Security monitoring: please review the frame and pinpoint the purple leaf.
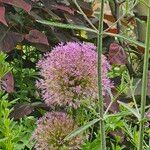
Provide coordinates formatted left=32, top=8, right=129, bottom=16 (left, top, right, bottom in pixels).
left=10, top=103, right=34, bottom=120
left=104, top=93, right=120, bottom=113
left=0, top=30, right=24, bottom=53
left=109, top=43, right=128, bottom=65
left=2, top=72, right=14, bottom=93
left=1, top=0, right=31, bottom=12
left=0, top=5, right=7, bottom=25
left=25, top=29, right=49, bottom=46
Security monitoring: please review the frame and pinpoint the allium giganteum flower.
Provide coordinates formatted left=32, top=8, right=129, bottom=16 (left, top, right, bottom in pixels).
left=32, top=112, right=83, bottom=150
left=36, top=42, right=112, bottom=108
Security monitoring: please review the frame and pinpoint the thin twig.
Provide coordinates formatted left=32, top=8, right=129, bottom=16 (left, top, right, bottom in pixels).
left=104, top=1, right=138, bottom=32
left=73, top=0, right=98, bottom=31
left=104, top=85, right=128, bottom=116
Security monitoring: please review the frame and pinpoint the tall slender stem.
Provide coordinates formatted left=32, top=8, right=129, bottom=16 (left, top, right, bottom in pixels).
left=97, top=0, right=106, bottom=150
left=138, top=1, right=150, bottom=149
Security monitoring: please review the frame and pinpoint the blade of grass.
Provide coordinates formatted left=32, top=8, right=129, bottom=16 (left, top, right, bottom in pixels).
left=64, top=118, right=100, bottom=141
left=36, top=20, right=97, bottom=33
left=97, top=0, right=106, bottom=150
left=37, top=20, right=147, bottom=49
left=138, top=0, right=150, bottom=149
left=103, top=32, right=146, bottom=48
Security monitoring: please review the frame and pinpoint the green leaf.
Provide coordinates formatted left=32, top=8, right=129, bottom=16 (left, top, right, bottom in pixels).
left=118, top=101, right=140, bottom=120
left=64, top=118, right=100, bottom=141
left=0, top=137, right=8, bottom=143
left=82, top=135, right=101, bottom=150
left=36, top=20, right=97, bottom=33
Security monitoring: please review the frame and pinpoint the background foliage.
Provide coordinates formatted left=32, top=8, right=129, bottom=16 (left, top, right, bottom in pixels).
left=0, top=0, right=150, bottom=149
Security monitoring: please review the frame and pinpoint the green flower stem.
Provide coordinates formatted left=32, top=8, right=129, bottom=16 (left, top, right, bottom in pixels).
left=97, top=0, right=106, bottom=150
left=138, top=1, right=150, bottom=149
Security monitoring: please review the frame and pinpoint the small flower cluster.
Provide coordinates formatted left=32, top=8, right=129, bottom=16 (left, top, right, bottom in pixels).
left=36, top=42, right=112, bottom=108
left=32, top=112, right=83, bottom=150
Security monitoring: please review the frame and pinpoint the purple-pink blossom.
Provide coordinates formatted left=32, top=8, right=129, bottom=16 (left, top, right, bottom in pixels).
left=36, top=42, right=113, bottom=108
left=32, top=112, right=83, bottom=150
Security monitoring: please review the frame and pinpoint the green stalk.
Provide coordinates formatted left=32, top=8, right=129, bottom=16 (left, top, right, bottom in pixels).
left=125, top=0, right=129, bottom=14
left=138, top=1, right=150, bottom=149
left=97, top=0, right=106, bottom=150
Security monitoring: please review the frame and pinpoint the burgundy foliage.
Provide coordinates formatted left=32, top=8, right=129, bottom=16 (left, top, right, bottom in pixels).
left=25, top=29, right=49, bottom=46
left=108, top=42, right=128, bottom=65
left=2, top=72, right=14, bottom=93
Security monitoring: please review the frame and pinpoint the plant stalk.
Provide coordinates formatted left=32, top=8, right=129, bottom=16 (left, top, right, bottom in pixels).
left=97, top=0, right=106, bottom=150
left=138, top=1, right=150, bottom=149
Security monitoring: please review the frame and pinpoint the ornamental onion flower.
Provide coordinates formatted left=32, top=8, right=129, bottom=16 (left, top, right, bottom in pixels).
left=32, top=112, right=83, bottom=150
left=36, top=42, right=113, bottom=108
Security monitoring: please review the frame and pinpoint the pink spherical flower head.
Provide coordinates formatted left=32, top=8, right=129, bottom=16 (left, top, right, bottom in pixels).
left=36, top=42, right=113, bottom=108
left=32, top=112, right=83, bottom=150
